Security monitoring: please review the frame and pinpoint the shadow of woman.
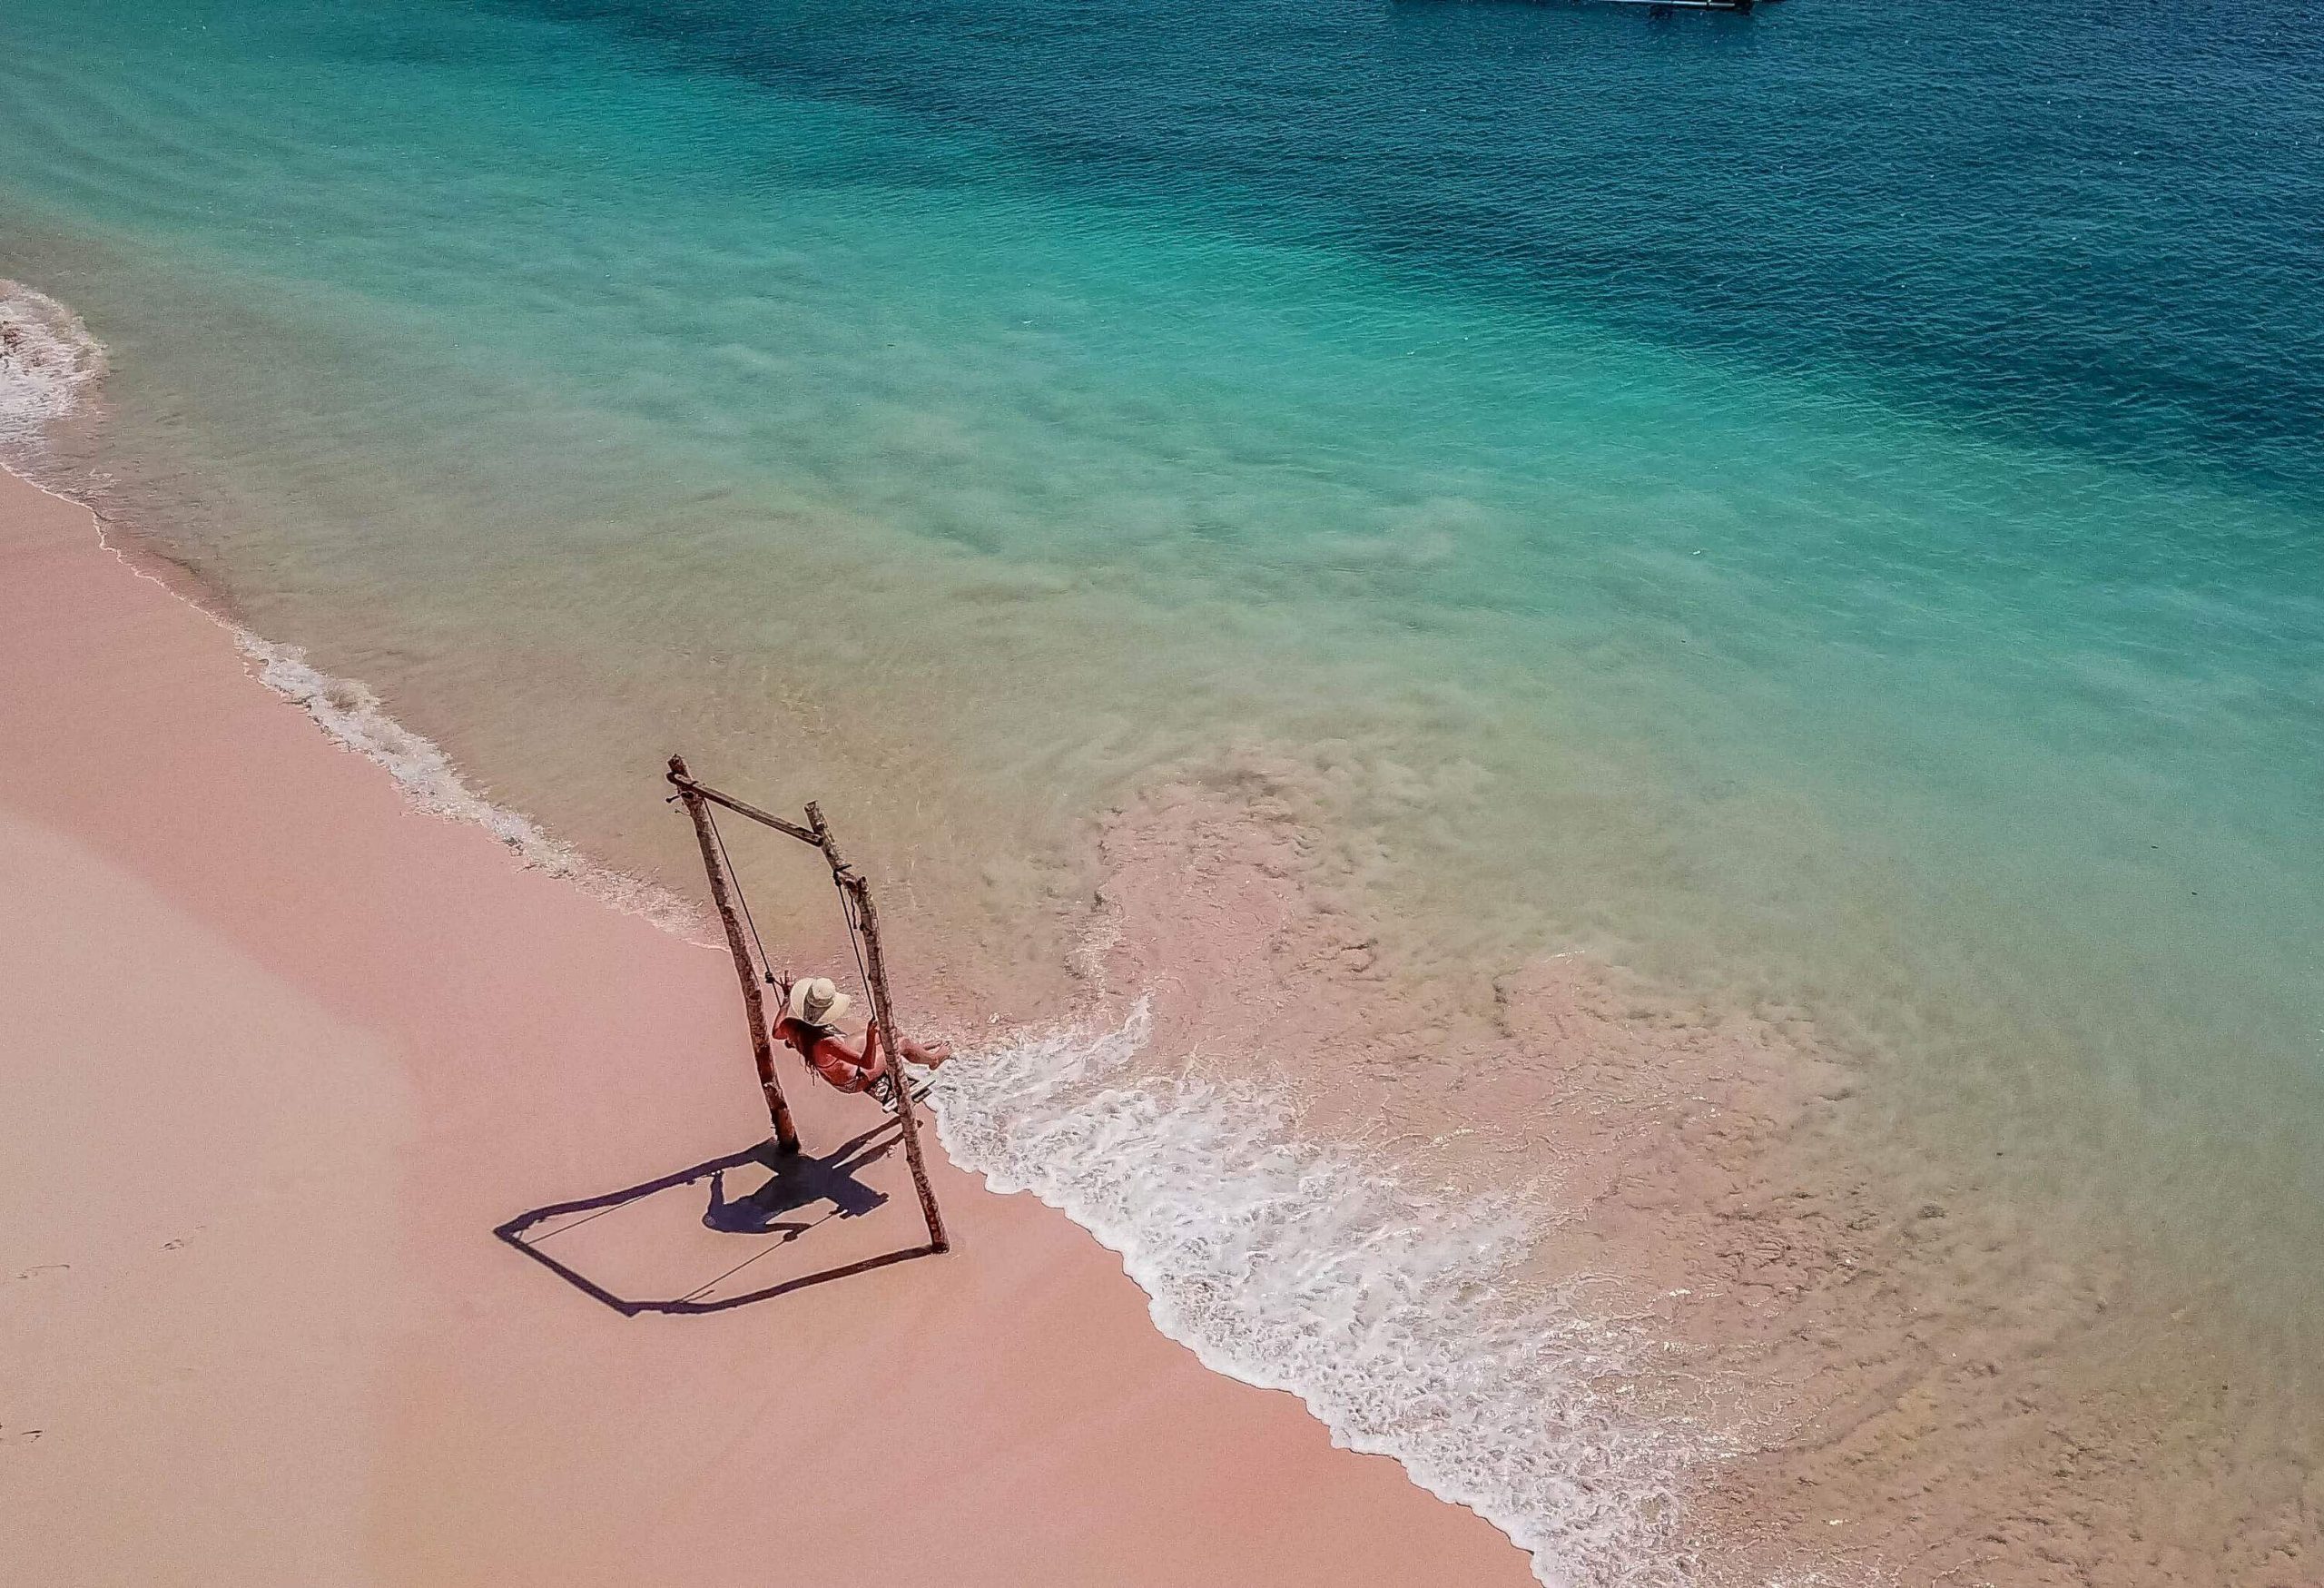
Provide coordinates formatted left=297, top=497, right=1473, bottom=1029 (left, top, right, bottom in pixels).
left=702, top=1122, right=896, bottom=1236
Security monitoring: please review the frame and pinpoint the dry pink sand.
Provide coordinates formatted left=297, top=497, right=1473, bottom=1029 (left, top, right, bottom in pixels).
left=0, top=465, right=1534, bottom=1587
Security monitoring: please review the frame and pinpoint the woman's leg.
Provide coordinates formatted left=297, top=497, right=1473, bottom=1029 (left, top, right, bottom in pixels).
left=898, top=1036, right=951, bottom=1067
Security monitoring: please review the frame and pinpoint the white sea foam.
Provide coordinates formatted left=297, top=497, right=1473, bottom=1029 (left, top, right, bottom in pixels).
left=0, top=280, right=103, bottom=455
left=1, top=278, right=697, bottom=937
left=234, top=636, right=700, bottom=933
left=927, top=1002, right=1741, bottom=1588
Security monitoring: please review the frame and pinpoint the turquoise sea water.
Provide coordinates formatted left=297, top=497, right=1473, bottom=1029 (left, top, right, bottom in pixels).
left=4, top=0, right=2320, bottom=1572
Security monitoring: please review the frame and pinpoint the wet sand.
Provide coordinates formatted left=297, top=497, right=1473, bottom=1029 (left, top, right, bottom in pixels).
left=0, top=464, right=1533, bottom=1587
left=1063, top=765, right=2322, bottom=1585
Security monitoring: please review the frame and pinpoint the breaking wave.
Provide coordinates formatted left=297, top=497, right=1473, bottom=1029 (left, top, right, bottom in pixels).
left=0, top=279, right=103, bottom=456
left=926, top=1001, right=1743, bottom=1588
left=234, top=637, right=700, bottom=933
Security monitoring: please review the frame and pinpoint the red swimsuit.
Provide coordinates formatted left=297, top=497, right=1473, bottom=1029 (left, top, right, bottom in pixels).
left=774, top=1017, right=887, bottom=1093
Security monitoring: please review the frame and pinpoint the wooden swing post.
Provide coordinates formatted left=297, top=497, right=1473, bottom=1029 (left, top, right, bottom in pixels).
left=806, top=801, right=950, bottom=1255
left=667, top=755, right=801, bottom=1156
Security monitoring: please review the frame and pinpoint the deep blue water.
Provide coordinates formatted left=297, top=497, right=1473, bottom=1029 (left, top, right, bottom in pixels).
left=513, top=0, right=2324, bottom=490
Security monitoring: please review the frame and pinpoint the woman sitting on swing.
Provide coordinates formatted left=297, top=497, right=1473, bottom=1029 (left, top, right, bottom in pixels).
left=772, top=975, right=951, bottom=1108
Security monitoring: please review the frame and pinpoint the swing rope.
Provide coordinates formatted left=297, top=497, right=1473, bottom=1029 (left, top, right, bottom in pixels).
left=838, top=873, right=875, bottom=1012
left=710, top=794, right=875, bottom=1021
left=704, top=804, right=774, bottom=981
left=835, top=876, right=899, bottom=1106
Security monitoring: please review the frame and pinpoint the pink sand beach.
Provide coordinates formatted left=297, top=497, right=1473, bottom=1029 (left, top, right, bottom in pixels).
left=0, top=464, right=1534, bottom=1586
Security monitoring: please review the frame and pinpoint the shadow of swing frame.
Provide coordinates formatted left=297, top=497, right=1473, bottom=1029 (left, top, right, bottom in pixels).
left=494, top=1118, right=940, bottom=1317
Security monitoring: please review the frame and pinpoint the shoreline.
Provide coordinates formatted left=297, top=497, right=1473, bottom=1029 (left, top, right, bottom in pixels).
left=1, top=422, right=1777, bottom=1583
left=15, top=433, right=2323, bottom=1584
left=0, top=462, right=1539, bottom=1584
left=7, top=262, right=2319, bottom=1579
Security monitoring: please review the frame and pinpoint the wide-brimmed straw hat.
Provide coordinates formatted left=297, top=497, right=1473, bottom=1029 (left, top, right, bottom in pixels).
left=787, top=976, right=852, bottom=1029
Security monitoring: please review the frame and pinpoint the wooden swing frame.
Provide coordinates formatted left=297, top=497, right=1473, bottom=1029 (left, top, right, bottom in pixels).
left=666, top=755, right=949, bottom=1255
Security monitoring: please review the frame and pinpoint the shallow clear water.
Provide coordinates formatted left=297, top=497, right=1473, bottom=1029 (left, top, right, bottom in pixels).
left=4, top=0, right=2320, bottom=1569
